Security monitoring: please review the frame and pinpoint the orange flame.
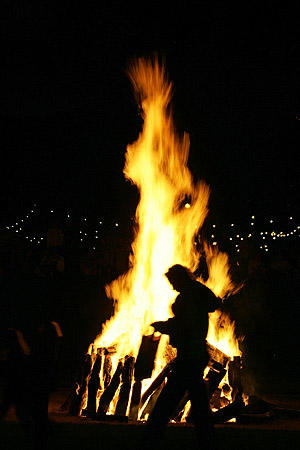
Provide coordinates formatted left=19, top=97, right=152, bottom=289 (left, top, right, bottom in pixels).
left=91, top=57, right=240, bottom=412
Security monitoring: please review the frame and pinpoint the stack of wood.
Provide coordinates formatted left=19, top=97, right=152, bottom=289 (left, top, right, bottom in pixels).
left=67, top=339, right=244, bottom=422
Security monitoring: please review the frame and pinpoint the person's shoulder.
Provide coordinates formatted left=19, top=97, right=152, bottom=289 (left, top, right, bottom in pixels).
left=192, top=281, right=221, bottom=310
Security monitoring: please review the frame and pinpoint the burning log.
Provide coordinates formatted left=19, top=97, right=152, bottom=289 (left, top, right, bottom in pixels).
left=115, top=356, right=135, bottom=416
left=228, top=356, right=243, bottom=401
left=102, top=349, right=113, bottom=389
left=128, top=334, right=161, bottom=420
left=207, top=343, right=230, bottom=367
left=171, top=359, right=227, bottom=421
left=129, top=380, right=142, bottom=420
left=139, top=384, right=165, bottom=421
left=69, top=354, right=92, bottom=416
left=94, top=360, right=124, bottom=418
left=212, top=397, right=246, bottom=423
left=81, top=349, right=103, bottom=417
left=134, top=334, right=161, bottom=381
left=140, top=360, right=175, bottom=409
left=205, top=361, right=227, bottom=399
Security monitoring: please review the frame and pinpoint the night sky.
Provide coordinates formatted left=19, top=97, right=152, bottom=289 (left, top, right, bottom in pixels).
left=1, top=2, right=299, bottom=229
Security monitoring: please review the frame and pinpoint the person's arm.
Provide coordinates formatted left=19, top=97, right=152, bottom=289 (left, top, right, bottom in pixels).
left=151, top=318, right=176, bottom=335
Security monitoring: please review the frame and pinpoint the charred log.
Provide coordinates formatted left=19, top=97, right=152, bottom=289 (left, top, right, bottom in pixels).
left=134, top=334, right=161, bottom=381
left=69, top=354, right=92, bottom=416
left=140, top=360, right=175, bottom=409
left=81, top=350, right=103, bottom=417
left=205, top=361, right=227, bottom=399
left=228, top=356, right=243, bottom=401
left=129, top=380, right=142, bottom=420
left=139, top=384, right=165, bottom=420
left=128, top=334, right=161, bottom=420
left=103, top=350, right=113, bottom=389
left=94, top=360, right=124, bottom=418
left=207, top=343, right=230, bottom=367
left=115, top=356, right=135, bottom=416
left=212, top=397, right=246, bottom=423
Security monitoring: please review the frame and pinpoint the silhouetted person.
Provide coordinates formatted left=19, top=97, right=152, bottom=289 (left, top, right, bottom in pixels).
left=46, top=221, right=63, bottom=256
left=0, top=328, right=33, bottom=446
left=28, top=304, right=63, bottom=450
left=143, top=264, right=221, bottom=450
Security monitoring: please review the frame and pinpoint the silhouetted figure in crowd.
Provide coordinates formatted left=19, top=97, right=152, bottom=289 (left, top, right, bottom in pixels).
left=143, top=264, right=221, bottom=450
left=28, top=304, right=63, bottom=450
left=46, top=221, right=63, bottom=256
left=0, top=328, right=33, bottom=446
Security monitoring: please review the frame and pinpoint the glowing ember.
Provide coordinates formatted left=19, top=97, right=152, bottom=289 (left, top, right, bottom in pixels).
left=88, top=57, right=240, bottom=417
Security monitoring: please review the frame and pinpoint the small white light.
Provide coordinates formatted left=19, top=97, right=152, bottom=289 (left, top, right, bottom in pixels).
left=115, top=223, right=119, bottom=227
left=251, top=215, right=255, bottom=219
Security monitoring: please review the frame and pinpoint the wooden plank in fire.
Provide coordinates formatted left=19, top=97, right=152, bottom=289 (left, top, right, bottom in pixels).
left=115, top=356, right=135, bottom=416
left=134, top=334, right=161, bottom=381
left=171, top=362, right=227, bottom=421
left=94, top=360, right=124, bottom=418
left=81, top=349, right=103, bottom=417
left=128, top=334, right=161, bottom=420
left=68, top=353, right=92, bottom=416
left=139, top=360, right=175, bottom=409
left=207, top=342, right=230, bottom=367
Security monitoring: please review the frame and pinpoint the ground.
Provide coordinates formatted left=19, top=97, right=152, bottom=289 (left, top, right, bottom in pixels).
left=1, top=388, right=300, bottom=450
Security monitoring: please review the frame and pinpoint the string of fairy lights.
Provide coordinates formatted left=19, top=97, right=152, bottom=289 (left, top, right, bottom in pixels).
left=3, top=204, right=121, bottom=250
left=3, top=204, right=300, bottom=254
left=207, top=215, right=300, bottom=253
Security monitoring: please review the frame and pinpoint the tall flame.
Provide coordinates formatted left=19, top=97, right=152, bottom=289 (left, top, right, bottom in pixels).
left=92, top=57, right=239, bottom=389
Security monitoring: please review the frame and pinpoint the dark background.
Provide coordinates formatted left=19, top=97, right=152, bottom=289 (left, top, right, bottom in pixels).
left=1, top=1, right=299, bottom=228
left=0, top=1, right=300, bottom=396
